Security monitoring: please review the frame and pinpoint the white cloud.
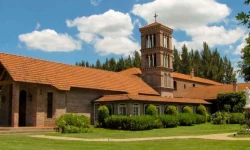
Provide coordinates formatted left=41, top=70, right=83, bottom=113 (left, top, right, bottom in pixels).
left=132, top=0, right=230, bottom=29
left=67, top=9, right=140, bottom=55
left=90, top=0, right=102, bottom=6
left=132, top=0, right=247, bottom=51
left=234, top=34, right=249, bottom=55
left=19, top=29, right=81, bottom=52
left=35, top=23, right=40, bottom=30
left=176, top=26, right=245, bottom=50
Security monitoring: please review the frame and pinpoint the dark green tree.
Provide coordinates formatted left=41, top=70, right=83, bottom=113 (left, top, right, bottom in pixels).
left=125, top=55, right=133, bottom=69
left=132, top=51, right=141, bottom=68
left=86, top=61, right=90, bottom=67
left=102, top=58, right=110, bottom=70
left=236, top=0, right=250, bottom=28
left=191, top=50, right=202, bottom=77
left=238, top=34, right=250, bottom=81
left=95, top=59, right=102, bottom=69
left=181, top=44, right=191, bottom=74
left=173, top=47, right=181, bottom=72
left=117, top=56, right=125, bottom=71
left=200, top=42, right=212, bottom=78
left=109, top=57, right=117, bottom=71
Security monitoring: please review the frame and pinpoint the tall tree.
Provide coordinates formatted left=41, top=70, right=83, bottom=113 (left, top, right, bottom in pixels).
left=181, top=44, right=191, bottom=74
left=236, top=0, right=250, bottom=28
left=86, top=61, right=90, bottom=67
left=125, top=55, right=133, bottom=69
left=109, top=57, right=117, bottom=71
left=224, top=56, right=236, bottom=83
left=133, top=51, right=141, bottom=68
left=191, top=50, right=202, bottom=77
left=173, top=47, right=181, bottom=73
left=238, top=34, right=250, bottom=81
left=200, top=42, right=212, bottom=78
left=117, top=56, right=125, bottom=71
left=95, top=59, right=102, bottom=69
left=102, top=58, right=110, bottom=70
left=237, top=0, right=250, bottom=81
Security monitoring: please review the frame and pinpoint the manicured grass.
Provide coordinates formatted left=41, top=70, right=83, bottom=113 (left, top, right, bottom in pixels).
left=47, top=123, right=242, bottom=139
left=0, top=135, right=250, bottom=150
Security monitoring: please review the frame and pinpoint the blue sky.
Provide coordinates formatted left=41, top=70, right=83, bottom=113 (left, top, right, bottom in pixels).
left=0, top=0, right=249, bottom=82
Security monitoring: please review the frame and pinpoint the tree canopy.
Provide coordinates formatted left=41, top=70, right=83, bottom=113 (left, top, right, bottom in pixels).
left=237, top=0, right=250, bottom=81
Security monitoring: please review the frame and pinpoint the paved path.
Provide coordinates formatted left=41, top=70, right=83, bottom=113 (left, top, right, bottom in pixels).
left=30, top=133, right=250, bottom=142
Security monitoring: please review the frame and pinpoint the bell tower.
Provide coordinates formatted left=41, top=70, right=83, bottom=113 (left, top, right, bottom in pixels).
left=139, top=21, right=174, bottom=97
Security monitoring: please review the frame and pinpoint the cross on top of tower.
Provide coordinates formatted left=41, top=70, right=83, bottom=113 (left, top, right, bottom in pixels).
left=154, top=13, right=158, bottom=22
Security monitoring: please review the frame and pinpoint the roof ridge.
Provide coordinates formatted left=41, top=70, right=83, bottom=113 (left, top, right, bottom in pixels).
left=0, top=52, right=126, bottom=74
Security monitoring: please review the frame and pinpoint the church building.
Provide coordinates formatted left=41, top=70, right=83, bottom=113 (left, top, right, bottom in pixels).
left=0, top=21, right=244, bottom=127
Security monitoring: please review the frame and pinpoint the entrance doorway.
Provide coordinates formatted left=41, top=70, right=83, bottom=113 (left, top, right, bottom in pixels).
left=19, top=90, right=26, bottom=126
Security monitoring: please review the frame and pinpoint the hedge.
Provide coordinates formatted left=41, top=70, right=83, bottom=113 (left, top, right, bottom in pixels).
left=182, top=106, right=193, bottom=114
left=158, top=115, right=179, bottom=128
left=178, top=113, right=206, bottom=126
left=55, top=113, right=90, bottom=133
left=165, top=105, right=178, bottom=115
left=229, top=113, right=245, bottom=124
left=145, top=104, right=157, bottom=115
left=105, top=115, right=158, bottom=130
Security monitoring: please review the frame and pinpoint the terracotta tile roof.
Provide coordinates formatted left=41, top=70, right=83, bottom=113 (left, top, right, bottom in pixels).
left=174, top=83, right=250, bottom=100
left=139, top=22, right=173, bottom=32
left=119, top=68, right=221, bottom=85
left=173, top=72, right=222, bottom=85
left=0, top=53, right=159, bottom=95
left=119, top=68, right=142, bottom=76
left=95, top=94, right=211, bottom=104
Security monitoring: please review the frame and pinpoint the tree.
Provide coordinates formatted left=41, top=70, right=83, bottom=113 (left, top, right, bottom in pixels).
left=173, top=47, right=181, bottom=72
left=86, top=61, right=90, bottom=67
left=109, top=57, right=117, bottom=71
left=238, top=34, right=250, bottom=81
left=133, top=51, right=141, bottom=68
left=181, top=44, right=191, bottom=74
left=223, top=56, right=236, bottom=83
left=236, top=0, right=250, bottom=28
left=95, top=59, right=102, bottom=69
left=201, top=42, right=212, bottom=78
left=117, top=56, right=125, bottom=71
left=192, top=50, right=202, bottom=77
left=125, top=55, right=133, bottom=69
left=102, top=58, right=110, bottom=70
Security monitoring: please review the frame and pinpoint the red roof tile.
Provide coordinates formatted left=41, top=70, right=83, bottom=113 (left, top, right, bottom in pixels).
left=119, top=68, right=142, bottom=76
left=173, top=72, right=223, bottom=85
left=174, top=83, right=250, bottom=100
left=95, top=94, right=211, bottom=104
left=0, top=53, right=159, bottom=95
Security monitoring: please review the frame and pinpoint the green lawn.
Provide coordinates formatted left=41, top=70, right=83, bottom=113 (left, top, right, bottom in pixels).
left=47, top=123, right=242, bottom=139
left=0, top=135, right=250, bottom=150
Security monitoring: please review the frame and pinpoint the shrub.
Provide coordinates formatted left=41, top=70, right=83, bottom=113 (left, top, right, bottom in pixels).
left=193, top=114, right=206, bottom=124
left=159, top=115, right=179, bottom=128
left=182, top=106, right=193, bottom=114
left=105, top=115, right=158, bottom=130
left=212, top=111, right=229, bottom=124
left=145, top=104, right=157, bottom=115
left=229, top=113, right=245, bottom=124
left=55, top=113, right=90, bottom=133
left=178, top=113, right=194, bottom=126
left=165, top=105, right=178, bottom=115
left=98, top=105, right=109, bottom=127
left=196, top=105, right=207, bottom=116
